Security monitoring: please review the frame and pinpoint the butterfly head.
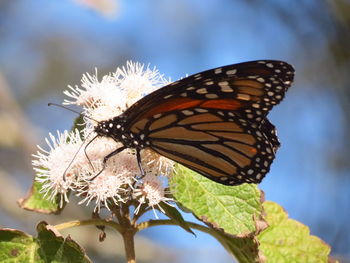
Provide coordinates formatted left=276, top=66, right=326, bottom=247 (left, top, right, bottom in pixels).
left=94, top=120, right=114, bottom=136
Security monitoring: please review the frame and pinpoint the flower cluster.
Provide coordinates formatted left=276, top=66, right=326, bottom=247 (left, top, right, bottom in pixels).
left=33, top=61, right=174, bottom=215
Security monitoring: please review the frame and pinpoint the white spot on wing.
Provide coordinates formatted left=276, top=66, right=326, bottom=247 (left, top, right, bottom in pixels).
left=182, top=110, right=194, bottom=115
left=214, top=68, right=222, bottom=74
left=221, top=86, right=234, bottom=92
left=205, top=81, right=214, bottom=85
left=195, top=108, right=208, bottom=113
left=196, top=88, right=208, bottom=94
left=226, top=69, right=237, bottom=75
left=206, top=93, right=219, bottom=99
left=218, top=81, right=229, bottom=86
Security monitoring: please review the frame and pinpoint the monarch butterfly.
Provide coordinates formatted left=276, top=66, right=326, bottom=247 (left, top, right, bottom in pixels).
left=93, top=60, right=294, bottom=186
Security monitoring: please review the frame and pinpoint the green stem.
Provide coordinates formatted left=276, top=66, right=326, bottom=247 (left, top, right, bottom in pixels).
left=122, top=229, right=136, bottom=263
left=137, top=219, right=233, bottom=255
left=54, top=219, right=123, bottom=233
left=54, top=217, right=137, bottom=262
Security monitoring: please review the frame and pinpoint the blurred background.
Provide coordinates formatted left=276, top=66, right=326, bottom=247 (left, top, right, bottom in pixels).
left=0, top=0, right=349, bottom=262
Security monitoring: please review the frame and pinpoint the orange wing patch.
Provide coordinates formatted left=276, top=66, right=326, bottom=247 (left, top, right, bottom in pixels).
left=200, top=99, right=243, bottom=110
left=191, top=122, right=243, bottom=132
left=141, top=98, right=203, bottom=118
left=208, top=131, right=256, bottom=144
left=149, top=127, right=219, bottom=141
left=152, top=141, right=237, bottom=176
left=202, top=144, right=250, bottom=168
left=224, top=141, right=258, bottom=157
left=130, top=118, right=148, bottom=133
left=233, top=79, right=264, bottom=89
left=153, top=147, right=230, bottom=178
left=141, top=98, right=244, bottom=119
left=178, top=113, right=223, bottom=125
left=149, top=114, right=178, bottom=131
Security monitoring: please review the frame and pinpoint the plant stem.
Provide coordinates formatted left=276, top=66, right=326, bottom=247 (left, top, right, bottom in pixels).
left=137, top=219, right=220, bottom=238
left=54, top=219, right=123, bottom=233
left=119, top=203, right=137, bottom=263
left=137, top=219, right=242, bottom=260
left=122, top=229, right=136, bottom=263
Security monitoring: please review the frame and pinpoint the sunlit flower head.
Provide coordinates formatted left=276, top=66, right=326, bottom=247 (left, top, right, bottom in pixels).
left=77, top=165, right=131, bottom=212
left=32, top=130, right=84, bottom=207
left=115, top=61, right=171, bottom=105
left=141, top=149, right=174, bottom=177
left=64, top=70, right=125, bottom=110
left=134, top=174, right=173, bottom=218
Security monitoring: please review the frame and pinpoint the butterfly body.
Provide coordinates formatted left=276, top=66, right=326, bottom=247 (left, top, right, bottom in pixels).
left=95, top=117, right=147, bottom=149
left=93, top=60, right=294, bottom=186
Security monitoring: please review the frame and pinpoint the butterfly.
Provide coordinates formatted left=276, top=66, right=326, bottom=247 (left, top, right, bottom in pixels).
left=93, top=60, right=294, bottom=186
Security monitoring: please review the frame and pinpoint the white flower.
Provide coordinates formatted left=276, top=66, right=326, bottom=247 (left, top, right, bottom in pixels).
left=32, top=130, right=84, bottom=207
left=63, top=69, right=125, bottom=111
left=115, top=61, right=171, bottom=106
left=77, top=165, right=130, bottom=212
left=84, top=104, right=122, bottom=124
left=134, top=174, right=173, bottom=218
left=141, top=149, right=174, bottom=177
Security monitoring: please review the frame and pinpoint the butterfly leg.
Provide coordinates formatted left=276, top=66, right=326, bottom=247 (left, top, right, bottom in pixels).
left=91, top=146, right=127, bottom=180
left=136, top=149, right=145, bottom=178
left=131, top=149, right=145, bottom=189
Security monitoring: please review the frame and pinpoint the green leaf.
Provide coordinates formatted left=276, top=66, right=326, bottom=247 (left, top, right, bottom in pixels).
left=159, top=202, right=195, bottom=236
left=17, top=180, right=63, bottom=214
left=0, top=221, right=91, bottom=263
left=170, top=164, right=266, bottom=237
left=213, top=231, right=261, bottom=263
left=258, top=201, right=331, bottom=263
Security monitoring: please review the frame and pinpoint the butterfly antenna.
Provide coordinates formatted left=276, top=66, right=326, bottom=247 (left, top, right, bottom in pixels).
left=62, top=133, right=93, bottom=181
left=48, top=103, right=98, bottom=122
left=84, top=134, right=99, bottom=172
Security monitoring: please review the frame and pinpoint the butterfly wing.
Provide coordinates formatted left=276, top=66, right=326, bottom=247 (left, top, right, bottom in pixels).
left=123, top=60, right=294, bottom=127
left=139, top=109, right=276, bottom=185
left=121, top=60, right=294, bottom=185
